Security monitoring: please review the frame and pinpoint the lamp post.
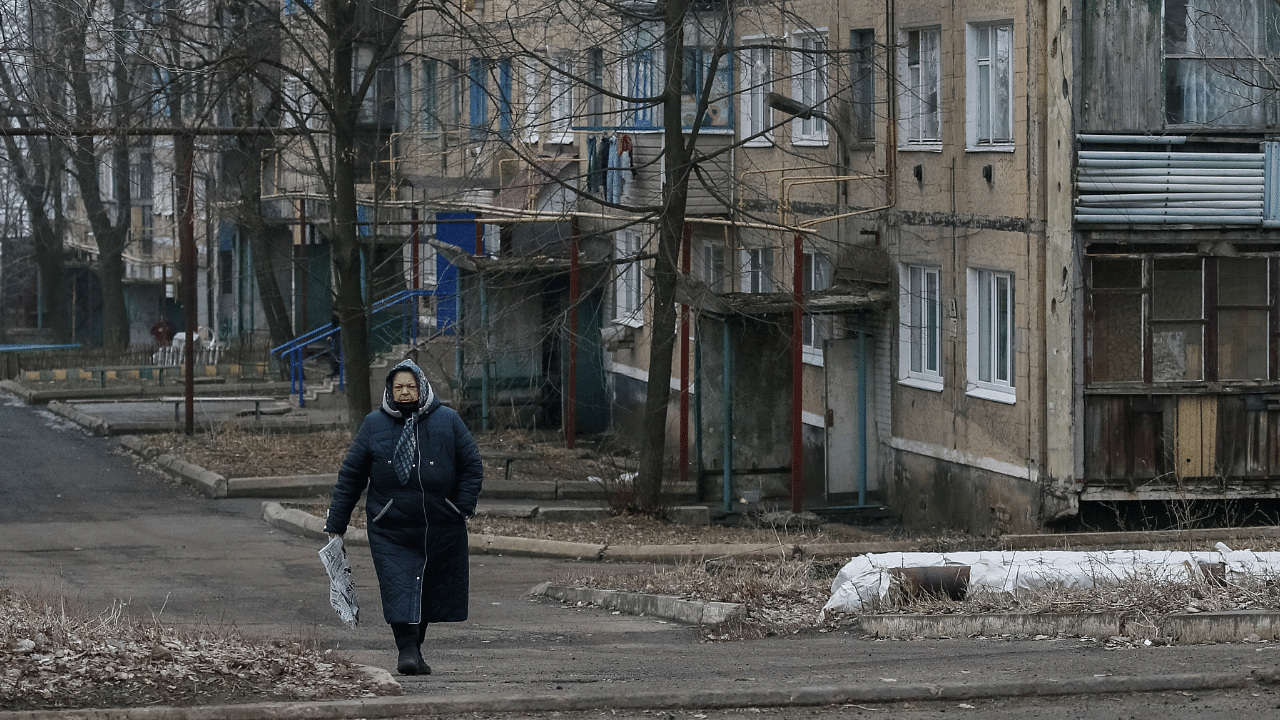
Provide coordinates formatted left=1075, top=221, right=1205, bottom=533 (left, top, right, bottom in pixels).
left=765, top=91, right=853, bottom=514
left=766, top=91, right=852, bottom=173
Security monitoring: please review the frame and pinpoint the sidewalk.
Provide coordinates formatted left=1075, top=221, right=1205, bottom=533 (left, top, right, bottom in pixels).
left=3, top=386, right=1280, bottom=719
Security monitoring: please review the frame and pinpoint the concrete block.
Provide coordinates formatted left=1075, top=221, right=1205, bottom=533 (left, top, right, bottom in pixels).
left=470, top=534, right=604, bottom=560
left=535, top=507, right=612, bottom=523
left=1157, top=612, right=1280, bottom=643
left=556, top=481, right=608, bottom=500
left=858, top=612, right=1123, bottom=639
left=535, top=584, right=746, bottom=625
left=482, top=479, right=558, bottom=500
left=473, top=503, right=539, bottom=519
left=602, top=543, right=787, bottom=564
left=228, top=474, right=338, bottom=498
left=668, top=505, right=710, bottom=526
left=796, top=541, right=920, bottom=559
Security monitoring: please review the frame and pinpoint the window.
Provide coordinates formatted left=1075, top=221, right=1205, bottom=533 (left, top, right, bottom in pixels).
left=900, top=264, right=942, bottom=390
left=1165, top=0, right=1270, bottom=127
left=967, top=268, right=1015, bottom=402
left=900, top=27, right=941, bottom=147
left=586, top=48, right=605, bottom=129
left=792, top=32, right=828, bottom=144
left=497, top=59, right=513, bottom=139
left=421, top=60, right=439, bottom=133
left=468, top=57, right=487, bottom=140
left=850, top=30, right=876, bottom=142
left=615, top=229, right=644, bottom=325
left=621, top=23, right=659, bottom=129
left=445, top=60, right=463, bottom=130
left=802, top=251, right=832, bottom=364
left=397, top=62, right=414, bottom=132
left=702, top=241, right=728, bottom=293
left=740, top=43, right=773, bottom=145
left=1088, top=256, right=1275, bottom=384
left=742, top=248, right=774, bottom=293
left=521, top=60, right=540, bottom=143
left=680, top=17, right=733, bottom=130
left=550, top=54, right=573, bottom=144
left=967, top=23, right=1014, bottom=148
left=353, top=47, right=374, bottom=124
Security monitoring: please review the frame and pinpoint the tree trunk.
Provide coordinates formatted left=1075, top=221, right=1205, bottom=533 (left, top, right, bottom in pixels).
left=31, top=221, right=70, bottom=344
left=635, top=0, right=694, bottom=512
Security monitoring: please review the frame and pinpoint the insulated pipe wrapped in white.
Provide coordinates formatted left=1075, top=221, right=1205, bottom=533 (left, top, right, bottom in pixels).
left=821, top=549, right=1280, bottom=617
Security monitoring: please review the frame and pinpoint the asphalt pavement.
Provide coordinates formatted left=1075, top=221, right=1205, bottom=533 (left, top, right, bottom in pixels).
left=3, top=390, right=1280, bottom=718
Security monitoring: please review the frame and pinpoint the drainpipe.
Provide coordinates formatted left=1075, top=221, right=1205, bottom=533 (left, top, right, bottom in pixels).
left=567, top=218, right=579, bottom=449
left=679, top=223, right=691, bottom=486
left=858, top=322, right=869, bottom=508
left=480, top=273, right=490, bottom=432
left=722, top=318, right=733, bottom=516
left=695, top=324, right=704, bottom=501
left=791, top=230, right=804, bottom=513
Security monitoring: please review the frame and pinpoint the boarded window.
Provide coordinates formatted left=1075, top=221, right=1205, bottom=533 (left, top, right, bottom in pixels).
left=1087, top=255, right=1275, bottom=385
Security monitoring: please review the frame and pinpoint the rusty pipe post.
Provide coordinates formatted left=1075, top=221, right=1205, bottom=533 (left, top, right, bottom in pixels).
left=791, top=231, right=804, bottom=513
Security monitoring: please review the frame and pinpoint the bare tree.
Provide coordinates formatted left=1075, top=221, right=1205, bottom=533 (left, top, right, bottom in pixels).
left=0, top=4, right=71, bottom=343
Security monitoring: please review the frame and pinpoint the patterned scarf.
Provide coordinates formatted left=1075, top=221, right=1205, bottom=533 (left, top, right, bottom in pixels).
left=381, top=359, right=435, bottom=485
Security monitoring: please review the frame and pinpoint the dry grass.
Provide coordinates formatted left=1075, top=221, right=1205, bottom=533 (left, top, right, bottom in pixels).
left=553, top=560, right=849, bottom=641
left=867, top=567, right=1280, bottom=619
left=476, top=516, right=890, bottom=546
left=0, top=587, right=386, bottom=710
left=143, top=425, right=353, bottom=478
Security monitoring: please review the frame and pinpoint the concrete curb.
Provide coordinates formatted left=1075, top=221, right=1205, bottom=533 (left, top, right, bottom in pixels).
left=154, top=453, right=228, bottom=498
left=1002, top=526, right=1280, bottom=550
left=229, top=474, right=336, bottom=498
left=533, top=582, right=746, bottom=625
left=0, top=378, right=34, bottom=403
left=860, top=610, right=1280, bottom=643
left=860, top=613, right=1125, bottom=639
left=46, top=400, right=110, bottom=436
left=470, top=534, right=606, bottom=560
left=0, top=672, right=1261, bottom=720
left=262, top=502, right=367, bottom=547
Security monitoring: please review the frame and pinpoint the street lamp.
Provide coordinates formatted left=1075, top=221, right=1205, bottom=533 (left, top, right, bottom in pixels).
left=766, top=91, right=851, bottom=187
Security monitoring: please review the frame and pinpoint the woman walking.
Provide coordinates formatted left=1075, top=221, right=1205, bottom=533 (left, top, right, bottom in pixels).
left=326, top=359, right=483, bottom=675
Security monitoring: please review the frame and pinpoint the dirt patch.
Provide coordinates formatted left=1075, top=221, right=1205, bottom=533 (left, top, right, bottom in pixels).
left=0, top=587, right=387, bottom=711
left=137, top=426, right=635, bottom=484
left=143, top=426, right=352, bottom=478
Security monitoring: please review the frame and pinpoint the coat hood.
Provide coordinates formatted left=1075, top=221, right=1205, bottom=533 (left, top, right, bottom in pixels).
left=381, top=359, right=437, bottom=417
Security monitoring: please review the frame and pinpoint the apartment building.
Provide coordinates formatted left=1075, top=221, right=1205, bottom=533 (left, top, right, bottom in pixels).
left=207, top=0, right=1280, bottom=531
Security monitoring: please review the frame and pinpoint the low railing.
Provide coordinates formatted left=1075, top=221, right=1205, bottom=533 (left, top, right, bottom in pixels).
left=271, top=288, right=437, bottom=407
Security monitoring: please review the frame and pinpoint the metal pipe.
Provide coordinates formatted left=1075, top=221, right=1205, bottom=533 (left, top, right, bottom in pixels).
left=1077, top=181, right=1261, bottom=192
left=1078, top=175, right=1262, bottom=186
left=1078, top=167, right=1263, bottom=177
left=858, top=325, right=868, bottom=508
left=1080, top=194, right=1259, bottom=203
left=695, top=321, right=704, bottom=503
left=791, top=231, right=804, bottom=514
left=1076, top=134, right=1187, bottom=144
left=177, top=132, right=196, bottom=436
left=1075, top=204, right=1264, bottom=212
left=567, top=218, right=579, bottom=450
left=480, top=273, right=490, bottom=432
left=679, top=223, right=691, bottom=486
left=1075, top=213, right=1261, bottom=224
left=1078, top=151, right=1262, bottom=161
left=722, top=318, right=733, bottom=516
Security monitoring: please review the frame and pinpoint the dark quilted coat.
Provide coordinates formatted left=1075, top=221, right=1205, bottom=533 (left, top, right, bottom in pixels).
left=325, top=361, right=483, bottom=625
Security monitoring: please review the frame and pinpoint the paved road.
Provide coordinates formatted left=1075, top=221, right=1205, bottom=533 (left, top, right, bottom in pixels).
left=2, top=390, right=1279, bottom=710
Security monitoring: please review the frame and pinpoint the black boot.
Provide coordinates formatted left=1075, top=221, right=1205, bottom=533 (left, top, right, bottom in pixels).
left=391, top=623, right=431, bottom=676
